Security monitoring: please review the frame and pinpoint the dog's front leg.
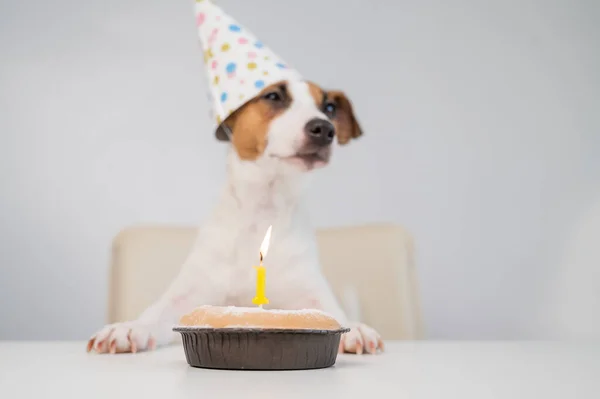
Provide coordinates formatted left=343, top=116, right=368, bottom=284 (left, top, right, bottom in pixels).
left=87, top=247, right=225, bottom=354
left=304, top=274, right=385, bottom=355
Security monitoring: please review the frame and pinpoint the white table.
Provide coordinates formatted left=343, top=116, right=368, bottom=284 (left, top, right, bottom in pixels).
left=1, top=341, right=599, bottom=398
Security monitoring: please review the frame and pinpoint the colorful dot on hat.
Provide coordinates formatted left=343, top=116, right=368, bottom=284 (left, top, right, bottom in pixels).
left=196, top=13, right=205, bottom=26
left=216, top=115, right=222, bottom=124
left=240, top=79, right=245, bottom=84
left=220, top=92, right=228, bottom=103
left=247, top=62, right=257, bottom=70
left=263, top=71, right=269, bottom=76
left=255, top=41, right=264, bottom=48
left=248, top=51, right=257, bottom=59
left=229, top=24, right=241, bottom=32
left=208, top=29, right=219, bottom=45
left=226, top=62, right=237, bottom=74
left=276, top=62, right=286, bottom=69
left=221, top=43, right=230, bottom=52
left=239, top=94, right=245, bottom=100
left=211, top=60, right=218, bottom=70
left=213, top=75, right=219, bottom=85
left=238, top=37, right=248, bottom=44
left=264, top=56, right=270, bottom=60
left=255, top=80, right=265, bottom=89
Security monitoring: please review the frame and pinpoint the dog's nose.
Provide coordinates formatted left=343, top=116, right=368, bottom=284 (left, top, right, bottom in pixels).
left=304, top=118, right=335, bottom=146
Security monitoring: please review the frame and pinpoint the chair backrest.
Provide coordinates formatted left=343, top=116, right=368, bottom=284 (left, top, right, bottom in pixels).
left=107, top=223, right=423, bottom=339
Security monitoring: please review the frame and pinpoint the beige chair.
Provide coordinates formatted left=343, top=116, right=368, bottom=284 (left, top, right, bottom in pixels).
left=107, top=223, right=423, bottom=340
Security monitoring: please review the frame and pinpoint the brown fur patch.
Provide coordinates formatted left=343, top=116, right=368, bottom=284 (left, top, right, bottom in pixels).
left=221, top=81, right=292, bottom=160
left=307, top=82, right=362, bottom=145
left=327, top=90, right=363, bottom=145
left=307, top=82, right=325, bottom=108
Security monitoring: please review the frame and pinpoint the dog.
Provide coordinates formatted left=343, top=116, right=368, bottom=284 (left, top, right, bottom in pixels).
left=87, top=79, right=384, bottom=355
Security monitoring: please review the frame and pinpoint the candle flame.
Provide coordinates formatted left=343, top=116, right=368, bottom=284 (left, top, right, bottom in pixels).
left=259, top=225, right=272, bottom=262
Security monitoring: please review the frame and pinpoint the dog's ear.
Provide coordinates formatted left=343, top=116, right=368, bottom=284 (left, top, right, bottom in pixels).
left=215, top=110, right=239, bottom=142
left=215, top=103, right=245, bottom=142
left=215, top=123, right=231, bottom=141
left=327, top=90, right=363, bottom=145
left=212, top=99, right=272, bottom=160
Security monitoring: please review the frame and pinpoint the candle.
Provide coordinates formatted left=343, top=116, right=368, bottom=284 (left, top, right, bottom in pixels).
left=252, top=225, right=272, bottom=307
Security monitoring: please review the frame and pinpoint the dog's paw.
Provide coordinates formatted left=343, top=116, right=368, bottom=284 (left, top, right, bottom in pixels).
left=86, top=322, right=157, bottom=354
left=339, top=323, right=384, bottom=355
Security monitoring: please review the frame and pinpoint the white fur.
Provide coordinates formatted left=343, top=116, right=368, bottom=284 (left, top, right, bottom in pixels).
left=266, top=80, right=328, bottom=158
left=87, top=80, right=383, bottom=355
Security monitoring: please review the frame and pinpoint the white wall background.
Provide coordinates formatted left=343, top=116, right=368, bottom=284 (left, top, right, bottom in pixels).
left=1, top=0, right=598, bottom=340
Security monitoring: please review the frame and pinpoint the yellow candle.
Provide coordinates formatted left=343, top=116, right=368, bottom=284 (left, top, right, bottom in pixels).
left=252, top=264, right=269, bottom=306
left=252, top=225, right=272, bottom=307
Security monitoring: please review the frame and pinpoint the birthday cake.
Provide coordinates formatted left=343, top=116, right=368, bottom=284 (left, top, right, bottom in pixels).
left=179, top=305, right=342, bottom=329
left=173, top=305, right=349, bottom=370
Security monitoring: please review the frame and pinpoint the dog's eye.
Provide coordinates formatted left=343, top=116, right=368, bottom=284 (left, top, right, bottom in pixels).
left=323, top=102, right=336, bottom=117
left=264, top=92, right=282, bottom=102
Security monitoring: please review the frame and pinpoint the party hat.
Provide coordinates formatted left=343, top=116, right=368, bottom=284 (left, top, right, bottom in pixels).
left=194, top=0, right=303, bottom=139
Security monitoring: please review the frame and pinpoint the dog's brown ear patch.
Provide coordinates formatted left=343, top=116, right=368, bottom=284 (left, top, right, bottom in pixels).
left=327, top=91, right=363, bottom=145
left=221, top=101, right=271, bottom=160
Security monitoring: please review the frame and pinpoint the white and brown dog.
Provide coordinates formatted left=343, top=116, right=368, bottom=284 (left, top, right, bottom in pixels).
left=87, top=79, right=384, bottom=355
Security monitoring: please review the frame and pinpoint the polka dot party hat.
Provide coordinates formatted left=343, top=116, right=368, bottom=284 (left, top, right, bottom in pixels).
left=194, top=0, right=303, bottom=139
